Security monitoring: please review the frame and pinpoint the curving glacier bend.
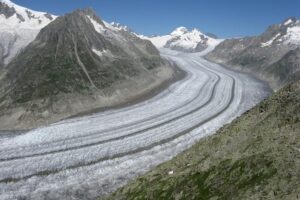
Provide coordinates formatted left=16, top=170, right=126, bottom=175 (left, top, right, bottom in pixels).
left=0, top=49, right=271, bottom=200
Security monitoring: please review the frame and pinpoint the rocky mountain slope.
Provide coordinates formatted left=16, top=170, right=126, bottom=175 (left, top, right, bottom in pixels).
left=141, top=27, right=222, bottom=52
left=0, top=7, right=177, bottom=130
left=0, top=0, right=56, bottom=67
left=206, top=17, right=300, bottom=90
left=105, top=76, right=300, bottom=200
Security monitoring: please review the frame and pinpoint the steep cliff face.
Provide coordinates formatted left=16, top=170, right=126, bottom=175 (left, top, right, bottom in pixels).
left=0, top=8, right=176, bottom=130
left=206, top=17, right=300, bottom=89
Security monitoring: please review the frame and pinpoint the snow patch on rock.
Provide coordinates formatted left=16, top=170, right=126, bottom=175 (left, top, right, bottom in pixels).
left=92, top=48, right=110, bottom=57
left=261, top=33, right=281, bottom=47
left=261, top=20, right=300, bottom=47
left=284, top=19, right=293, bottom=26
left=87, top=16, right=106, bottom=34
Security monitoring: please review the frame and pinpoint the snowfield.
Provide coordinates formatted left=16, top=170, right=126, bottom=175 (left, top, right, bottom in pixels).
left=0, top=0, right=56, bottom=64
left=140, top=27, right=223, bottom=52
left=0, top=49, right=271, bottom=200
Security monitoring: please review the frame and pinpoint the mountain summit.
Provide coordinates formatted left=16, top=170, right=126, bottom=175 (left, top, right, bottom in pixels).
left=260, top=17, right=300, bottom=48
left=141, top=27, right=222, bottom=53
left=0, top=6, right=176, bottom=130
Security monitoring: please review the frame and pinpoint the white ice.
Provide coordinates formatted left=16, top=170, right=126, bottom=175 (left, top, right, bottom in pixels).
left=0, top=48, right=271, bottom=200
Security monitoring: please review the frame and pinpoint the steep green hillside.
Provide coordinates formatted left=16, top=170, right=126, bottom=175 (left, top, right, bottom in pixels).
left=105, top=80, right=300, bottom=200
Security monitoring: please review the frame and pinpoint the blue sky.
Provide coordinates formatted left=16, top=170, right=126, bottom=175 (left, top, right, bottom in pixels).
left=13, top=0, right=300, bottom=38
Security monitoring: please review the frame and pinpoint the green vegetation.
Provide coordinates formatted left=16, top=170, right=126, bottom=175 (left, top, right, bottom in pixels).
left=104, top=80, right=300, bottom=200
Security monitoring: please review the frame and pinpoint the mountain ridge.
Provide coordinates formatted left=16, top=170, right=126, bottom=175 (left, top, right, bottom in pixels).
left=140, top=27, right=222, bottom=52
left=206, top=17, right=300, bottom=90
left=0, top=6, right=179, bottom=130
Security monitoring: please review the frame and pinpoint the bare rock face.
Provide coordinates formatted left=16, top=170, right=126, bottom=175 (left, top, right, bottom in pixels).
left=206, top=17, right=300, bottom=90
left=0, top=8, right=176, bottom=130
left=267, top=48, right=300, bottom=85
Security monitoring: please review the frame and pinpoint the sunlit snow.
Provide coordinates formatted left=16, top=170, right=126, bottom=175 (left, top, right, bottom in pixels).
left=0, top=0, right=56, bottom=64
left=141, top=27, right=223, bottom=52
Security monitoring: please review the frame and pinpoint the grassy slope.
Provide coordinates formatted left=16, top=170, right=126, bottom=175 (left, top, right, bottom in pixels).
left=104, top=80, right=300, bottom=200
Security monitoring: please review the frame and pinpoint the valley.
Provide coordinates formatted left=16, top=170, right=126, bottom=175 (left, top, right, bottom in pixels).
left=0, top=49, right=271, bottom=200
left=0, top=1, right=299, bottom=200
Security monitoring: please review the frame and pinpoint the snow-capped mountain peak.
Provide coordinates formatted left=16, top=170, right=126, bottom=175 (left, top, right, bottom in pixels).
left=171, top=26, right=189, bottom=36
left=282, top=17, right=299, bottom=27
left=261, top=17, right=300, bottom=48
left=0, top=0, right=15, bottom=7
left=0, top=0, right=57, bottom=29
left=0, top=0, right=57, bottom=65
left=141, top=27, right=222, bottom=53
